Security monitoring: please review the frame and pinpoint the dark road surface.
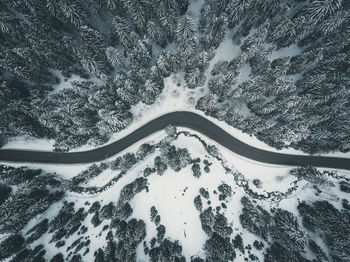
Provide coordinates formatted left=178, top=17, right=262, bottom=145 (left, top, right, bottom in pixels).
left=0, top=111, right=349, bottom=170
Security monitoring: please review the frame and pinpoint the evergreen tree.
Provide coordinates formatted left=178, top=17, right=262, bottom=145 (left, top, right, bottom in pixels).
left=226, top=0, right=252, bottom=28
left=178, top=36, right=199, bottom=60
left=0, top=234, right=25, bottom=260
left=147, top=21, right=167, bottom=47
left=58, top=0, right=86, bottom=28
left=98, top=109, right=132, bottom=132
left=203, top=16, right=225, bottom=49
left=113, top=15, right=133, bottom=48
left=105, top=47, right=122, bottom=67
left=204, top=233, right=236, bottom=262
left=185, top=67, right=205, bottom=89
left=176, top=15, right=195, bottom=45
left=306, top=0, right=342, bottom=22
left=152, top=0, right=177, bottom=38
left=319, top=9, right=350, bottom=35
left=123, top=0, right=149, bottom=30
left=241, top=27, right=268, bottom=58
left=128, top=37, right=152, bottom=68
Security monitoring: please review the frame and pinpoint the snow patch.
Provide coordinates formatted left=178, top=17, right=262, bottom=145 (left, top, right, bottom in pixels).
left=2, top=136, right=55, bottom=151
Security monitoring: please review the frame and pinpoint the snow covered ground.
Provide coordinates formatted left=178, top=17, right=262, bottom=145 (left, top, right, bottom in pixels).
left=17, top=132, right=279, bottom=261
left=12, top=127, right=349, bottom=261
left=2, top=135, right=55, bottom=151
left=187, top=0, right=204, bottom=25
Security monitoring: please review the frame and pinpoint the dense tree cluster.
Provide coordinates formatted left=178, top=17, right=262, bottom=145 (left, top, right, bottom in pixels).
left=159, top=144, right=192, bottom=172
left=196, top=0, right=350, bottom=154
left=196, top=202, right=236, bottom=261
left=0, top=0, right=214, bottom=151
left=290, top=165, right=334, bottom=187
left=0, top=165, right=64, bottom=234
left=238, top=194, right=350, bottom=262
left=1, top=0, right=346, bottom=153
left=0, top=234, right=25, bottom=260
left=298, top=200, right=350, bottom=261
left=71, top=163, right=108, bottom=187
left=117, top=177, right=148, bottom=208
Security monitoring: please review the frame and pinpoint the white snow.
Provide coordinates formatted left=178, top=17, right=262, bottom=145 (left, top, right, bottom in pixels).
left=2, top=135, right=55, bottom=151
left=208, top=29, right=241, bottom=70
left=131, top=168, right=208, bottom=259
left=269, top=44, right=303, bottom=60
left=187, top=0, right=205, bottom=25
left=236, top=63, right=252, bottom=86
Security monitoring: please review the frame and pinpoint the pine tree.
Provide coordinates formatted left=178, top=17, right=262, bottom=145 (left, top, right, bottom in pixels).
left=204, top=233, right=236, bottom=262
left=123, top=0, right=149, bottom=30
left=178, top=36, right=199, bottom=59
left=268, top=15, right=297, bottom=48
left=105, top=47, right=122, bottom=67
left=288, top=48, right=324, bottom=74
left=141, top=79, right=162, bottom=105
left=272, top=209, right=306, bottom=252
left=249, top=46, right=274, bottom=76
left=241, top=27, right=268, bottom=58
left=117, top=87, right=137, bottom=105
left=203, top=16, right=225, bottom=49
left=128, top=38, right=152, bottom=68
left=0, top=234, right=25, bottom=260
left=197, top=50, right=214, bottom=69
left=46, top=0, right=61, bottom=16
left=80, top=26, right=105, bottom=53
left=306, top=0, right=342, bottom=22
left=105, top=0, right=121, bottom=10
left=196, top=94, right=219, bottom=114
left=185, top=67, right=205, bottom=89
left=113, top=15, right=132, bottom=48
left=255, top=0, right=281, bottom=17
left=152, top=0, right=177, bottom=38
left=0, top=9, right=16, bottom=34
left=226, top=0, right=252, bottom=28
left=199, top=4, right=212, bottom=30
left=214, top=0, right=230, bottom=14
left=58, top=0, right=86, bottom=28
left=319, top=10, right=350, bottom=35
left=177, top=0, right=189, bottom=14
left=270, top=56, right=290, bottom=78
left=176, top=15, right=195, bottom=45
left=98, top=109, right=132, bottom=132
left=78, top=48, right=105, bottom=76
left=156, top=52, right=173, bottom=76
left=162, top=0, right=178, bottom=10
left=146, top=21, right=167, bottom=47
left=114, top=71, right=127, bottom=89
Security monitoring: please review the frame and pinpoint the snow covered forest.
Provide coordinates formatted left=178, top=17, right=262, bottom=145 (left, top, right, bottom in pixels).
left=0, top=0, right=349, bottom=153
left=0, top=1, right=350, bottom=261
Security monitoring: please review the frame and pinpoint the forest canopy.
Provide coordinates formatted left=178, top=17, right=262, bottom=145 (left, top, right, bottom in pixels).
left=0, top=0, right=349, bottom=153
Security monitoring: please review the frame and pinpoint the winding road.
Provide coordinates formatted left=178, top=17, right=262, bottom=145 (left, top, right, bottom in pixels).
left=0, top=111, right=349, bottom=170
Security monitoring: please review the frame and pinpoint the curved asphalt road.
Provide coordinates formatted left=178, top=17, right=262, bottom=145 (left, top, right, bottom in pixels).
left=0, top=111, right=349, bottom=170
